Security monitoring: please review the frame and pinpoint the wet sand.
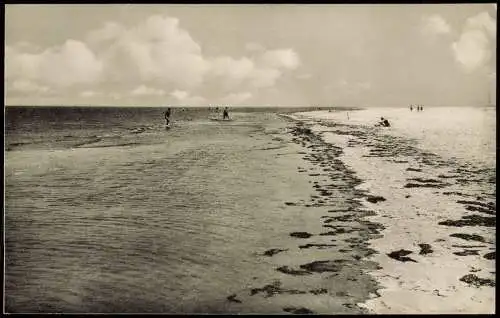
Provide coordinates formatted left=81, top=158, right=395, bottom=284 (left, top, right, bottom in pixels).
left=219, top=115, right=397, bottom=314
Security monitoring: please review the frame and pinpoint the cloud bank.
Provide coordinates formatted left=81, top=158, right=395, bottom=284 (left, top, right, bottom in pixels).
left=452, top=11, right=496, bottom=72
left=5, top=14, right=301, bottom=105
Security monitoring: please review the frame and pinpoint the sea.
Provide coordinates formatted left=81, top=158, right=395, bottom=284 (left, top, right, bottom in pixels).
left=5, top=106, right=356, bottom=314
left=4, top=105, right=496, bottom=313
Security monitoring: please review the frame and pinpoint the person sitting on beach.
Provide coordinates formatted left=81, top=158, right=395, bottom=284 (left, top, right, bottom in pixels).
left=377, top=117, right=390, bottom=127
left=223, top=107, right=230, bottom=120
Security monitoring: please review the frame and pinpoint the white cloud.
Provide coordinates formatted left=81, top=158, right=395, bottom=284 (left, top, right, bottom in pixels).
left=465, top=12, right=496, bottom=37
left=98, top=15, right=209, bottom=88
left=6, top=40, right=103, bottom=87
left=5, top=14, right=301, bottom=103
left=259, top=49, right=301, bottom=70
left=170, top=89, right=189, bottom=100
left=209, top=56, right=255, bottom=80
left=220, top=92, right=253, bottom=104
left=85, top=22, right=125, bottom=47
left=80, top=90, right=99, bottom=97
left=11, top=41, right=42, bottom=53
left=131, top=85, right=166, bottom=96
left=249, top=68, right=282, bottom=88
left=170, top=89, right=205, bottom=105
left=245, top=42, right=265, bottom=52
left=207, top=49, right=300, bottom=89
left=452, top=11, right=496, bottom=72
left=11, top=79, right=50, bottom=94
left=421, top=15, right=451, bottom=36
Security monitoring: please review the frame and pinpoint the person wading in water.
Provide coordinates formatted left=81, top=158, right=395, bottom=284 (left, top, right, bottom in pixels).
left=223, top=107, right=230, bottom=120
left=164, top=107, right=172, bottom=128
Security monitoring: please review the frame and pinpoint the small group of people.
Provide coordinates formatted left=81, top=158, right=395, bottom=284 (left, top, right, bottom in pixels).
left=163, top=106, right=230, bottom=128
left=210, top=106, right=231, bottom=120
left=410, top=104, right=424, bottom=111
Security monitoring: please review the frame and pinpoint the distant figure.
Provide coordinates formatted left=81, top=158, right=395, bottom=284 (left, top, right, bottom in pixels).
left=223, top=107, right=230, bottom=120
left=410, top=105, right=413, bottom=111
left=378, top=117, right=390, bottom=127
left=164, top=107, right=171, bottom=127
left=420, top=105, right=424, bottom=111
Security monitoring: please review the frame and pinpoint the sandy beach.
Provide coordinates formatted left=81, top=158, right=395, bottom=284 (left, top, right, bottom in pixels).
left=287, top=109, right=495, bottom=314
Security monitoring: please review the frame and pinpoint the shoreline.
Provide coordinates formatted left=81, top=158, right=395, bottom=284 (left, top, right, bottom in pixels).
left=286, top=112, right=495, bottom=314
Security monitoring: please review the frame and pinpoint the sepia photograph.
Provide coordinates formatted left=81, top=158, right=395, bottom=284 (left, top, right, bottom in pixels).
left=4, top=3, right=496, bottom=314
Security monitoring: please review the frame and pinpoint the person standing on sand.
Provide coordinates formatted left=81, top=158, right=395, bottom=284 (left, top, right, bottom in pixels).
left=223, top=107, right=230, bottom=120
left=410, top=105, right=413, bottom=111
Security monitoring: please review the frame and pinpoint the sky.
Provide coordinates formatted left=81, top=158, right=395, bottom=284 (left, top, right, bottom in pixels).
left=4, top=4, right=497, bottom=107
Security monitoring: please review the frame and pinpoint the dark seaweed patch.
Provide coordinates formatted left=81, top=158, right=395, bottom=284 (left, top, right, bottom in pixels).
left=226, top=294, right=242, bottom=303
left=449, top=233, right=486, bottom=243
left=298, top=243, right=337, bottom=249
left=439, top=215, right=495, bottom=227
left=459, top=274, right=495, bottom=287
left=290, top=232, right=313, bottom=238
left=299, top=260, right=346, bottom=273
left=276, top=266, right=311, bottom=276
left=453, top=250, right=480, bottom=256
left=484, top=252, right=495, bottom=260
left=283, top=307, right=315, bottom=314
left=263, top=248, right=288, bottom=257
left=250, top=281, right=306, bottom=298
left=404, top=183, right=446, bottom=189
left=418, top=244, right=433, bottom=255
left=366, top=196, right=386, bottom=204
left=387, top=249, right=417, bottom=263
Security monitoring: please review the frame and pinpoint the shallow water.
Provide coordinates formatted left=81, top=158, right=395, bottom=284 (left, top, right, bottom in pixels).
left=5, top=110, right=291, bottom=312
left=5, top=107, right=377, bottom=314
